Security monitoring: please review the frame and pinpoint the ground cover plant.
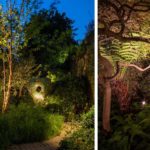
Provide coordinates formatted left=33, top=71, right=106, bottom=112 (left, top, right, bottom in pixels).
left=58, top=106, right=94, bottom=150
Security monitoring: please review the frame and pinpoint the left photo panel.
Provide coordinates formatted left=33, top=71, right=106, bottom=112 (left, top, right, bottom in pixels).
left=0, top=0, right=95, bottom=150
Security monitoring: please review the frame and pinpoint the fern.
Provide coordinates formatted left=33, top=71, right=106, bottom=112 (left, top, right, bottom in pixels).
left=99, top=39, right=150, bottom=78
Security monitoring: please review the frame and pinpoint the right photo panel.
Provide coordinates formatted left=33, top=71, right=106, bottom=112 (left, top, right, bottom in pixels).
left=98, top=0, right=150, bottom=149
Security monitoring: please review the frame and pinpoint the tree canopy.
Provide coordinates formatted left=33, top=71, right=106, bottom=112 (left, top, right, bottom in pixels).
left=23, top=7, right=77, bottom=71
left=99, top=0, right=150, bottom=65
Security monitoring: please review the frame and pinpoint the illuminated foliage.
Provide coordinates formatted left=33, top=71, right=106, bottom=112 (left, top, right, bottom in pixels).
left=24, top=7, right=77, bottom=70
left=99, top=0, right=150, bottom=65
left=99, top=0, right=150, bottom=133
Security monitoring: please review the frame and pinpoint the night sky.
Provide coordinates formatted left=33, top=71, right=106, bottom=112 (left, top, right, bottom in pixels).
left=0, top=0, right=94, bottom=41
left=42, top=0, right=94, bottom=41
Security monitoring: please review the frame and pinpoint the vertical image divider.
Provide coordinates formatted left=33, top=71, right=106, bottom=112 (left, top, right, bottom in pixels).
left=95, top=0, right=98, bottom=150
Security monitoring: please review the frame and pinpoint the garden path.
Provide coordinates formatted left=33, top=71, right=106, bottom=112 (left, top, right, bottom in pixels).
left=8, top=122, right=80, bottom=150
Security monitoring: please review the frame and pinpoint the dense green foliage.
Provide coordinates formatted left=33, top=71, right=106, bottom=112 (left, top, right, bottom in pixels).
left=81, top=105, right=94, bottom=128
left=59, top=106, right=94, bottom=150
left=0, top=116, right=10, bottom=150
left=23, top=7, right=77, bottom=71
left=0, top=103, right=63, bottom=149
left=98, top=104, right=150, bottom=150
left=46, top=75, right=89, bottom=120
left=59, top=128, right=94, bottom=150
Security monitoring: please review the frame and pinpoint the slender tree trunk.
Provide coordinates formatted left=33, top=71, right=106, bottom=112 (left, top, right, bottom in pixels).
left=2, top=43, right=12, bottom=113
left=2, top=4, right=13, bottom=113
left=2, top=52, right=6, bottom=113
left=19, top=86, right=23, bottom=97
left=102, top=80, right=111, bottom=132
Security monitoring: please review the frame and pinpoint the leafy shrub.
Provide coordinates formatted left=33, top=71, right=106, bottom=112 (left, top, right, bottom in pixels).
left=45, top=96, right=63, bottom=113
left=0, top=115, right=10, bottom=150
left=11, top=92, right=34, bottom=106
left=59, top=128, right=94, bottom=150
left=81, top=106, right=94, bottom=128
left=98, top=106, right=150, bottom=150
left=46, top=75, right=89, bottom=121
left=0, top=103, right=64, bottom=146
left=59, top=107, right=94, bottom=150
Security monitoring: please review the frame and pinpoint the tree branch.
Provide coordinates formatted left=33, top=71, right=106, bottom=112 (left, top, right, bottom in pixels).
left=120, top=63, right=150, bottom=72
left=99, top=0, right=150, bottom=44
left=99, top=28, right=150, bottom=43
left=105, top=61, right=120, bottom=80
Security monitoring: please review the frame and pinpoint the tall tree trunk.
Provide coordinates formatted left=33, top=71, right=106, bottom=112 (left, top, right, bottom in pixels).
left=2, top=52, right=6, bottom=113
left=102, top=80, right=111, bottom=132
left=2, top=43, right=12, bottom=113
left=2, top=3, right=13, bottom=113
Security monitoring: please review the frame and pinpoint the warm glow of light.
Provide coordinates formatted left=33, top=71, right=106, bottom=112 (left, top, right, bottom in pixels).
left=142, top=100, right=146, bottom=106
left=33, top=93, right=44, bottom=101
